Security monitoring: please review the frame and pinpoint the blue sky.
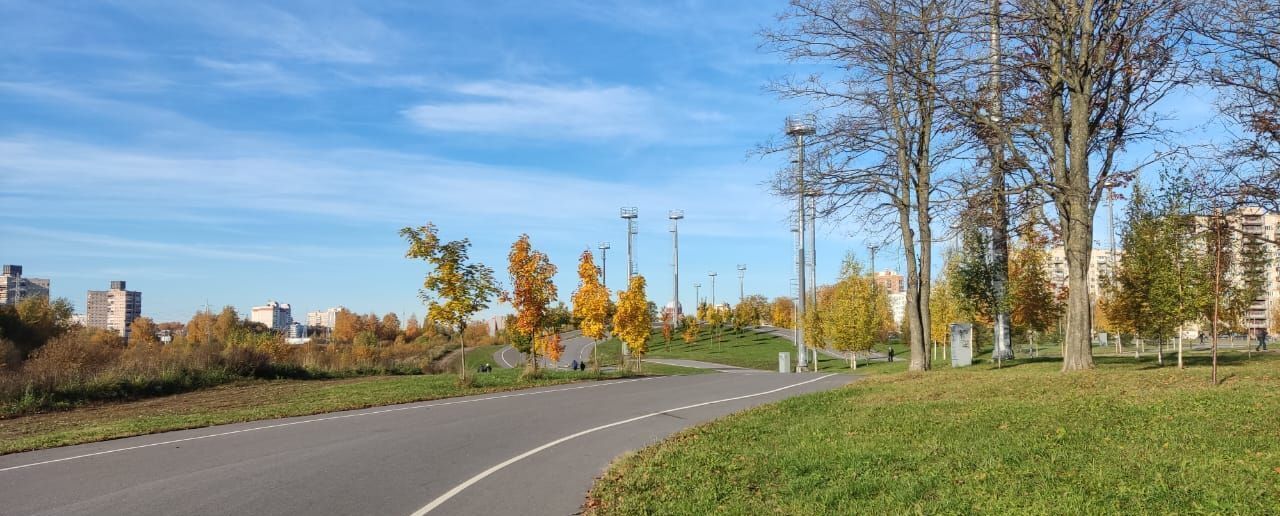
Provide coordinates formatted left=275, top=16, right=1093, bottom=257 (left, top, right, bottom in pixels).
left=0, top=1, right=1220, bottom=323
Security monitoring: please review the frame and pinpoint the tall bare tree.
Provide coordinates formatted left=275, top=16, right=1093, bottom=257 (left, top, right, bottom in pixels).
left=972, top=0, right=1188, bottom=370
left=763, top=0, right=974, bottom=371
left=1182, top=0, right=1280, bottom=208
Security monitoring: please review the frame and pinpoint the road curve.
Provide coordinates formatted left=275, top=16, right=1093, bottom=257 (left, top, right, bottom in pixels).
left=495, top=333, right=601, bottom=370
left=0, top=372, right=848, bottom=516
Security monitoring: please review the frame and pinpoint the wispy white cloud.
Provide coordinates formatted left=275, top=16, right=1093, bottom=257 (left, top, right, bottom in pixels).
left=1, top=226, right=294, bottom=263
left=403, top=81, right=672, bottom=141
left=194, top=58, right=314, bottom=94
left=0, top=135, right=790, bottom=241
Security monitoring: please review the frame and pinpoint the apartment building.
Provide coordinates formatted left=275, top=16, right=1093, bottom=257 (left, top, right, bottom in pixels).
left=86, top=280, right=142, bottom=338
left=307, top=306, right=344, bottom=329
left=0, top=265, right=50, bottom=305
left=874, top=269, right=904, bottom=295
left=251, top=300, right=293, bottom=331
left=1048, top=247, right=1123, bottom=299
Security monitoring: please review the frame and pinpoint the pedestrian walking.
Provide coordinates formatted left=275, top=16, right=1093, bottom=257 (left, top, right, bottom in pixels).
left=1257, top=329, right=1268, bottom=352
left=571, top=359, right=579, bottom=370
left=888, top=347, right=895, bottom=363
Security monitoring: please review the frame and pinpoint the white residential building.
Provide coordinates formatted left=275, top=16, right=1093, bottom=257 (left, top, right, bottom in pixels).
left=1048, top=247, right=1123, bottom=299
left=307, top=306, right=344, bottom=329
left=251, top=300, right=293, bottom=331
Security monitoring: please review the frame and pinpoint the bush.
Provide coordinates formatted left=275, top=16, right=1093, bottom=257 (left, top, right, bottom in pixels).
left=0, top=326, right=454, bottom=416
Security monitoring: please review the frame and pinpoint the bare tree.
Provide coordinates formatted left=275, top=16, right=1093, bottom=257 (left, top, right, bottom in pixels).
left=969, top=0, right=1188, bottom=371
left=763, top=0, right=976, bottom=371
left=1182, top=0, right=1280, bottom=209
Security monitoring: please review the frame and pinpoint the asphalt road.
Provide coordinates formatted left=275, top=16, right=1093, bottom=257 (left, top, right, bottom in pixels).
left=0, top=372, right=848, bottom=516
left=495, top=333, right=600, bottom=369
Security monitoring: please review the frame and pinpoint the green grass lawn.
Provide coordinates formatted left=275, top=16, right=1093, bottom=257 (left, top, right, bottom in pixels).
left=0, top=367, right=635, bottom=455
left=596, top=328, right=908, bottom=373
left=587, top=353, right=1280, bottom=515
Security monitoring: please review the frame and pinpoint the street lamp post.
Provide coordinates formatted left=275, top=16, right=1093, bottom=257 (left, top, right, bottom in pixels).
left=620, top=207, right=638, bottom=279
left=737, top=264, right=747, bottom=303
left=670, top=211, right=684, bottom=319
left=787, top=115, right=816, bottom=371
left=708, top=272, right=718, bottom=308
left=693, top=283, right=701, bottom=315
left=598, top=242, right=610, bottom=287
left=868, top=244, right=881, bottom=273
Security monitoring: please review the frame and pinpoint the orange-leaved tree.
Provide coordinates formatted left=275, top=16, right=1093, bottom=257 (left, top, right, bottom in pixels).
left=571, top=250, right=610, bottom=367
left=505, top=234, right=558, bottom=371
left=680, top=315, right=699, bottom=345
left=613, top=274, right=652, bottom=372
left=400, top=222, right=499, bottom=377
left=661, top=310, right=673, bottom=350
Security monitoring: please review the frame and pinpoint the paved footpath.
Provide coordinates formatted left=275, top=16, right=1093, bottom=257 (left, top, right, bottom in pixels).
left=0, top=372, right=848, bottom=516
left=494, top=332, right=601, bottom=370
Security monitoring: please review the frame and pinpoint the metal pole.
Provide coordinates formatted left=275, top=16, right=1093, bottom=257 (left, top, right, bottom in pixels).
left=598, top=242, right=610, bottom=288
left=621, top=207, right=638, bottom=280
left=694, top=283, right=701, bottom=314
left=806, top=195, right=818, bottom=311
left=737, top=264, right=746, bottom=303
left=670, top=211, right=683, bottom=319
left=709, top=272, right=717, bottom=307
left=869, top=244, right=880, bottom=277
left=787, top=116, right=815, bottom=371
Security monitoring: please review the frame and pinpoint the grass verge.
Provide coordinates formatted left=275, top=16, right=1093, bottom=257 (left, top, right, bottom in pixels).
left=596, top=328, right=890, bottom=372
left=586, top=353, right=1280, bottom=514
left=1, top=368, right=631, bottom=455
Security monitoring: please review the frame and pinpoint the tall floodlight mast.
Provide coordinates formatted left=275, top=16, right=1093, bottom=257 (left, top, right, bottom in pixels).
left=620, top=207, right=639, bottom=279
left=669, top=210, right=684, bottom=319
left=598, top=242, right=611, bottom=287
left=787, top=115, right=816, bottom=371
left=737, top=264, right=747, bottom=302
left=708, top=271, right=718, bottom=308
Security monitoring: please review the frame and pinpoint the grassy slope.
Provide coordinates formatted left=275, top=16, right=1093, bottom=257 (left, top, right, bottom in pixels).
left=587, top=353, right=1280, bottom=515
left=596, top=328, right=901, bottom=372
left=0, top=368, right=631, bottom=455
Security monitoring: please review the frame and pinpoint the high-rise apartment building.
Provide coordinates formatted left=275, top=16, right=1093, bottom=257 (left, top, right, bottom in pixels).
left=1, top=265, right=50, bottom=305
left=873, top=269, right=904, bottom=295
left=306, top=306, right=344, bottom=329
left=86, top=280, right=142, bottom=338
left=1048, top=247, right=1123, bottom=299
left=251, top=300, right=293, bottom=331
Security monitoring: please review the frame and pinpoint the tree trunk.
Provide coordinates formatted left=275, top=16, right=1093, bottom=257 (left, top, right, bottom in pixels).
left=1059, top=193, right=1096, bottom=371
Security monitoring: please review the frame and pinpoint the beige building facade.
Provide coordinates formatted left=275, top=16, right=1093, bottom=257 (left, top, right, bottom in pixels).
left=86, top=280, right=142, bottom=338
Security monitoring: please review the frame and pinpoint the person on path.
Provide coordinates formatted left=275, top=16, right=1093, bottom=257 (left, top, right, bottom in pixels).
left=570, top=359, right=579, bottom=370
left=888, top=347, right=895, bottom=363
left=1257, top=329, right=1268, bottom=352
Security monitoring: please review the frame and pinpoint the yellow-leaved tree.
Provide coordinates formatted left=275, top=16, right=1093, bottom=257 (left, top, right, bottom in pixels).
left=505, top=234, right=558, bottom=371
left=820, top=256, right=892, bottom=369
left=401, top=222, right=499, bottom=378
left=771, top=296, right=795, bottom=329
left=680, top=315, right=699, bottom=345
left=571, top=250, right=610, bottom=368
left=613, top=274, right=652, bottom=372
left=930, top=253, right=964, bottom=360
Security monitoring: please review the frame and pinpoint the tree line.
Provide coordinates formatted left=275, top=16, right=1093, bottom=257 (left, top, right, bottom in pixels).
left=763, top=0, right=1279, bottom=372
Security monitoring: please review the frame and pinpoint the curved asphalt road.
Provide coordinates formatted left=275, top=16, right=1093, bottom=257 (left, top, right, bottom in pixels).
left=495, top=332, right=601, bottom=370
left=0, top=372, right=847, bottom=516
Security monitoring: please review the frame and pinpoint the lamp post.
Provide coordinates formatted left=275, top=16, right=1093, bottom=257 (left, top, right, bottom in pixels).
left=868, top=244, right=881, bottom=273
left=598, top=242, right=610, bottom=287
left=787, top=115, right=816, bottom=371
left=737, top=264, right=747, bottom=303
left=693, top=283, right=701, bottom=316
left=620, top=207, right=638, bottom=279
left=670, top=210, right=684, bottom=319
left=708, top=272, right=718, bottom=308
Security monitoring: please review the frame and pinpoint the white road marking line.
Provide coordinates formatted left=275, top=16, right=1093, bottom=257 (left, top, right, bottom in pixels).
left=0, top=376, right=661, bottom=474
left=577, top=338, right=598, bottom=364
left=499, top=346, right=515, bottom=368
left=409, top=373, right=838, bottom=515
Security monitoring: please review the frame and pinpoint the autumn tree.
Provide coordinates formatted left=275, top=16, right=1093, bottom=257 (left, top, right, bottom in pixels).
left=378, top=313, right=401, bottom=342
left=571, top=250, right=610, bottom=366
left=186, top=309, right=216, bottom=346
left=930, top=253, right=964, bottom=357
left=505, top=234, right=558, bottom=371
left=613, top=274, right=653, bottom=372
left=0, top=295, right=75, bottom=357
left=1007, top=224, right=1062, bottom=352
left=404, top=315, right=422, bottom=342
left=820, top=257, right=892, bottom=368
left=734, top=295, right=770, bottom=327
left=681, top=315, right=700, bottom=345
left=213, top=306, right=240, bottom=343
left=770, top=296, right=795, bottom=329
left=127, top=316, right=160, bottom=346
left=401, top=222, right=500, bottom=377
left=660, top=311, right=674, bottom=349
